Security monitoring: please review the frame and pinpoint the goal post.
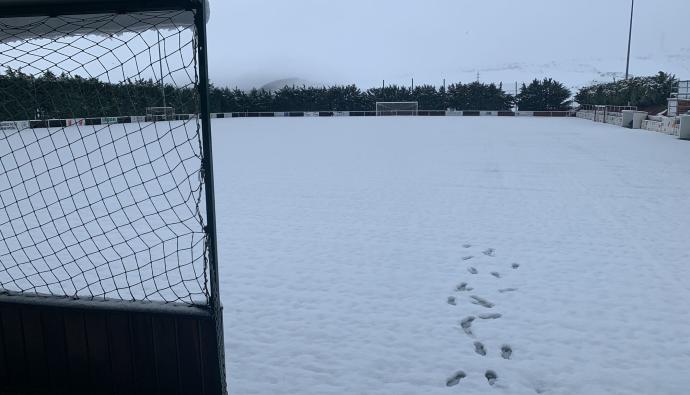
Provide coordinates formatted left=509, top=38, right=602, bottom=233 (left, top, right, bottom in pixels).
left=0, top=1, right=225, bottom=393
left=0, top=0, right=216, bottom=306
left=146, top=106, right=176, bottom=121
left=376, top=101, right=419, bottom=116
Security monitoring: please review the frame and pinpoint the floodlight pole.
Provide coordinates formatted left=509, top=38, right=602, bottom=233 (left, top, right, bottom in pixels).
left=158, top=30, right=167, bottom=108
left=625, top=0, right=634, bottom=79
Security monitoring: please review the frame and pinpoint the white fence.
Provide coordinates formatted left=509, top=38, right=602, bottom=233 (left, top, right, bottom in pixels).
left=578, top=107, right=626, bottom=126
left=641, top=116, right=680, bottom=137
left=576, top=105, right=688, bottom=139
left=672, top=80, right=690, bottom=100
left=576, top=111, right=595, bottom=121
left=605, top=112, right=623, bottom=126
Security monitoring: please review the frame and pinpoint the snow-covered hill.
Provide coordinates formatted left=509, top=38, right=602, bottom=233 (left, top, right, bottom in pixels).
left=441, top=52, right=690, bottom=93
left=239, top=51, right=690, bottom=93
left=261, top=78, right=324, bottom=91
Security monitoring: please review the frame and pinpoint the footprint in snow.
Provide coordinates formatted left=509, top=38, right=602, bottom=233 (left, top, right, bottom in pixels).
left=470, top=295, right=494, bottom=308
left=512, top=263, right=520, bottom=269
left=456, top=282, right=473, bottom=292
left=460, top=316, right=475, bottom=336
left=468, top=267, right=478, bottom=274
left=446, top=370, right=466, bottom=387
left=462, top=244, right=472, bottom=249
left=478, top=313, right=502, bottom=320
left=498, top=288, right=518, bottom=293
left=482, top=248, right=496, bottom=257
left=462, top=256, right=474, bottom=261
left=501, top=344, right=512, bottom=360
left=490, top=271, right=501, bottom=278
left=485, top=370, right=498, bottom=386
left=474, top=341, right=486, bottom=356
left=447, top=296, right=457, bottom=306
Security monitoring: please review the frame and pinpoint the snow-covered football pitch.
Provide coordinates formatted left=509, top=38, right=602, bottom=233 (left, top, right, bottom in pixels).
left=216, top=116, right=690, bottom=395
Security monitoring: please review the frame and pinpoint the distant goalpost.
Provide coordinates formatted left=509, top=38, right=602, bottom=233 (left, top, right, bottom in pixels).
left=0, top=0, right=225, bottom=393
left=146, top=106, right=176, bottom=121
left=376, top=101, right=419, bottom=116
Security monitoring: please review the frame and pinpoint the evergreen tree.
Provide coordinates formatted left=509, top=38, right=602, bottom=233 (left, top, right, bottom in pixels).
left=516, top=78, right=571, bottom=111
left=575, top=72, right=676, bottom=110
left=1, top=68, right=575, bottom=120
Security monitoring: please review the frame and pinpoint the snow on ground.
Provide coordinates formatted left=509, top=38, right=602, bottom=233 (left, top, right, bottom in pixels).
left=213, top=117, right=690, bottom=395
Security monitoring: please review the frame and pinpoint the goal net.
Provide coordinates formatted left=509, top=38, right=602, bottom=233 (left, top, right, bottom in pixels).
left=0, top=4, right=212, bottom=305
left=376, top=101, right=419, bottom=116
left=146, top=106, right=176, bottom=122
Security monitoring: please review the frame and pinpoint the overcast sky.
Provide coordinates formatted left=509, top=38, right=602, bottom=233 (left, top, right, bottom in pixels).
left=205, top=0, right=690, bottom=91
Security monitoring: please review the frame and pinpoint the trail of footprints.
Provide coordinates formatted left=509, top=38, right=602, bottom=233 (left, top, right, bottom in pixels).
left=445, top=244, right=521, bottom=388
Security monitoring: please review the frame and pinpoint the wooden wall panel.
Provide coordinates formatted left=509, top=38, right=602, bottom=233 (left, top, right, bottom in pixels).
left=0, top=296, right=223, bottom=395
left=0, top=304, right=26, bottom=386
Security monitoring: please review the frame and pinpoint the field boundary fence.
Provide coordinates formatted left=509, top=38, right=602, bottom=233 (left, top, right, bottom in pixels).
left=576, top=104, right=688, bottom=139
left=0, top=110, right=577, bottom=130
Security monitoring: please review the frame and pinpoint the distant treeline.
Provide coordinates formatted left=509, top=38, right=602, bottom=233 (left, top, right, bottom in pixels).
left=0, top=68, right=678, bottom=120
left=0, top=69, right=199, bottom=121
left=209, top=82, right=515, bottom=112
left=203, top=78, right=571, bottom=113
left=0, top=69, right=572, bottom=120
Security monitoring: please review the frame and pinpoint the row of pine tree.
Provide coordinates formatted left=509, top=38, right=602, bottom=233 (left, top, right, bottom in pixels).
left=0, top=68, right=676, bottom=121
left=574, top=72, right=677, bottom=111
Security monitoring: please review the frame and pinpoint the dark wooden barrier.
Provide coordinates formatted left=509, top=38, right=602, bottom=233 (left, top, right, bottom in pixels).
left=0, top=293, right=223, bottom=395
left=418, top=110, right=446, bottom=116
left=677, top=100, right=690, bottom=115
left=48, top=119, right=68, bottom=128
left=533, top=111, right=574, bottom=117
left=29, top=120, right=49, bottom=128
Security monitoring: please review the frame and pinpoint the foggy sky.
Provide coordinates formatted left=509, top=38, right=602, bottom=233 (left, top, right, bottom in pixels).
left=205, top=0, right=690, bottom=90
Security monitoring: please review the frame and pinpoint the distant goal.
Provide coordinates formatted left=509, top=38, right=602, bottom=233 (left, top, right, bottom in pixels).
left=376, top=101, right=419, bottom=116
left=146, top=106, right=176, bottom=121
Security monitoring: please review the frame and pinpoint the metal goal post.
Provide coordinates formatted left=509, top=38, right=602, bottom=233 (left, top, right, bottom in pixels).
left=146, top=106, right=176, bottom=121
left=375, top=101, right=419, bottom=116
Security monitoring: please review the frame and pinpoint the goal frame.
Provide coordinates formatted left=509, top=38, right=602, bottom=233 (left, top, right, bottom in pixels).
left=0, top=0, right=225, bottom=393
left=146, top=106, right=176, bottom=121
left=0, top=0, right=219, bottom=302
left=0, top=0, right=200, bottom=18
left=0, top=0, right=218, bottom=302
left=375, top=101, right=419, bottom=116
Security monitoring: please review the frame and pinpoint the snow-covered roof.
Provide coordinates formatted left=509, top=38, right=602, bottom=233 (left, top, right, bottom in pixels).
left=0, top=0, right=209, bottom=43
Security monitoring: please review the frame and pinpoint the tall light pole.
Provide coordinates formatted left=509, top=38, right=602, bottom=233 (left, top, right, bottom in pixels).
left=625, top=0, right=634, bottom=79
left=158, top=31, right=167, bottom=108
